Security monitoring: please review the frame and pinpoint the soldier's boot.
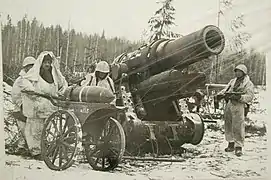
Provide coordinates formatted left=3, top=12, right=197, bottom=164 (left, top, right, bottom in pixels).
left=235, top=147, right=243, bottom=157
left=225, top=142, right=235, bottom=152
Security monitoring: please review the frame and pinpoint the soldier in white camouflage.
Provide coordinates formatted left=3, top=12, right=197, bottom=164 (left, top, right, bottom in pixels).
left=217, top=64, right=254, bottom=156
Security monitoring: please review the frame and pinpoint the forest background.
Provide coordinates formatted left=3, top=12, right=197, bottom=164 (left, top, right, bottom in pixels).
left=1, top=0, right=266, bottom=86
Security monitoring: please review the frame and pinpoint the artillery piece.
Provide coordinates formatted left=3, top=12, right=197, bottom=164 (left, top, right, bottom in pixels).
left=17, top=25, right=225, bottom=172
left=111, top=25, right=225, bottom=156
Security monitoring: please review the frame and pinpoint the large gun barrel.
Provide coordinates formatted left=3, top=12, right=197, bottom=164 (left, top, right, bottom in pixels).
left=112, top=25, right=225, bottom=79
left=112, top=25, right=226, bottom=155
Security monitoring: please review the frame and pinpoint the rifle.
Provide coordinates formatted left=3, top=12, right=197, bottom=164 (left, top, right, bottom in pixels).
left=216, top=91, right=250, bottom=117
left=12, top=91, right=64, bottom=122
left=216, top=92, right=244, bottom=101
left=224, top=92, right=244, bottom=100
left=214, top=92, right=244, bottom=110
left=21, top=90, right=65, bottom=106
left=224, top=92, right=244, bottom=96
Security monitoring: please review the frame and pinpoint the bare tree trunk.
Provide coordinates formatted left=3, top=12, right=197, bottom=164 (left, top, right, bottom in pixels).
left=18, top=22, right=23, bottom=63
left=49, top=28, right=53, bottom=52
left=11, top=28, right=15, bottom=65
left=60, top=46, right=63, bottom=57
left=210, top=60, right=215, bottom=83
left=31, top=23, right=36, bottom=56
left=261, top=56, right=266, bottom=86
left=65, top=35, right=69, bottom=71
left=114, top=42, right=117, bottom=59
left=83, top=47, right=87, bottom=71
left=257, top=57, right=261, bottom=85
left=73, top=49, right=78, bottom=73
left=65, top=20, right=71, bottom=71
left=7, top=26, right=11, bottom=67
left=57, top=27, right=60, bottom=57
left=249, top=54, right=253, bottom=78
left=95, top=36, right=99, bottom=62
left=32, top=24, right=38, bottom=56
left=59, top=46, right=63, bottom=63
left=22, top=20, right=28, bottom=60
left=215, top=55, right=219, bottom=83
left=35, top=27, right=42, bottom=57
left=14, top=29, right=18, bottom=64
left=32, top=28, right=36, bottom=56
left=27, top=23, right=31, bottom=56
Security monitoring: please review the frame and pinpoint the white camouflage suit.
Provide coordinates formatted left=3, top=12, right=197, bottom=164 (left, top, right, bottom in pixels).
left=219, top=75, right=254, bottom=148
left=20, top=51, right=68, bottom=156
left=12, top=69, right=29, bottom=148
left=81, top=72, right=116, bottom=104
left=81, top=73, right=115, bottom=92
left=12, top=57, right=36, bottom=149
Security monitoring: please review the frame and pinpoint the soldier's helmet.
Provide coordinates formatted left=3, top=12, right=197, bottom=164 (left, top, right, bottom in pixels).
left=22, top=56, right=36, bottom=67
left=234, top=64, right=248, bottom=75
left=96, top=61, right=110, bottom=73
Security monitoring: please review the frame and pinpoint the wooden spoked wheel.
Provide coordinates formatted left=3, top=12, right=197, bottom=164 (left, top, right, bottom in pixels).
left=84, top=117, right=125, bottom=171
left=41, top=110, right=82, bottom=171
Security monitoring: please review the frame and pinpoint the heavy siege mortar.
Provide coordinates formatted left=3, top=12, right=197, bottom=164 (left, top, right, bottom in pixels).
left=16, top=25, right=226, bottom=172
left=111, top=25, right=225, bottom=156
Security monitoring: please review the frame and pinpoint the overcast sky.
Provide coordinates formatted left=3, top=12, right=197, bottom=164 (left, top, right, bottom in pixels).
left=1, top=0, right=271, bottom=52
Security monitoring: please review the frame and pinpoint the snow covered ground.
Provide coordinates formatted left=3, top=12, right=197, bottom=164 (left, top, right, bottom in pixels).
left=2, top=128, right=268, bottom=180
left=2, top=84, right=269, bottom=180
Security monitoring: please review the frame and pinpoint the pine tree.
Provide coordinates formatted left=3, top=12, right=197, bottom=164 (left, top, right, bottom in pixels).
left=229, top=15, right=251, bottom=53
left=147, top=0, right=180, bottom=42
left=219, top=0, right=251, bottom=53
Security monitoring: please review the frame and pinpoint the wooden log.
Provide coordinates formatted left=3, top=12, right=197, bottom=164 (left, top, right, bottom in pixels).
left=122, top=156, right=185, bottom=162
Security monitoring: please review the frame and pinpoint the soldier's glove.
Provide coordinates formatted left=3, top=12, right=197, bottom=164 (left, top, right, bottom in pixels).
left=57, top=94, right=65, bottom=100
left=229, top=94, right=241, bottom=101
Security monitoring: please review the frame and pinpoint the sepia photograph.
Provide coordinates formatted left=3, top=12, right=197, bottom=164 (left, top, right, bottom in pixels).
left=0, top=0, right=270, bottom=179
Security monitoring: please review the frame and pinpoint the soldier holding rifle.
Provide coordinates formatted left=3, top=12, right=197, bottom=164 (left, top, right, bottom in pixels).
left=216, top=64, right=254, bottom=157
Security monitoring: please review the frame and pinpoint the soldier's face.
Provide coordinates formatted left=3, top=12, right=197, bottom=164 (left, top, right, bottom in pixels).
left=235, top=69, right=244, bottom=78
left=42, top=58, right=52, bottom=71
left=96, top=71, right=108, bottom=79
